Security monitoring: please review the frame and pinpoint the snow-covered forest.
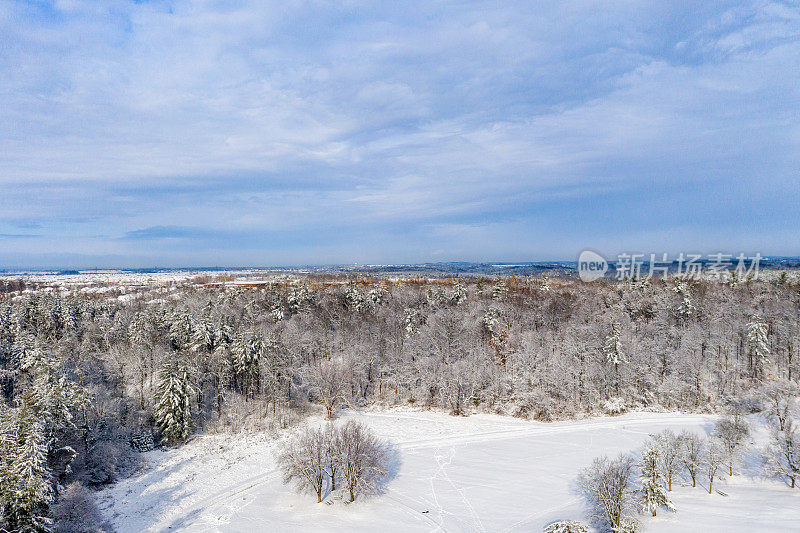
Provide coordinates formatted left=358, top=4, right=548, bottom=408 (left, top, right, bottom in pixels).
left=1, top=272, right=799, bottom=531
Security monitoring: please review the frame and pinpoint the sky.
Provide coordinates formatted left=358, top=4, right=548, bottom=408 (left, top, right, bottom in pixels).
left=1, top=1, right=799, bottom=269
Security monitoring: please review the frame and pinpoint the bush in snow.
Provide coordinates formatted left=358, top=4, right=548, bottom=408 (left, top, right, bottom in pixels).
left=543, top=520, right=589, bottom=533
left=50, top=482, right=108, bottom=533
left=602, top=397, right=627, bottom=415
left=614, top=516, right=640, bottom=533
left=579, top=453, right=636, bottom=532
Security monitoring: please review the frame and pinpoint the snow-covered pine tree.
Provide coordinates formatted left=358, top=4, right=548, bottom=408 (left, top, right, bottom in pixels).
left=167, top=311, right=193, bottom=351
left=230, top=333, right=264, bottom=397
left=603, top=323, right=627, bottom=365
left=491, top=278, right=507, bottom=301
left=603, top=322, right=627, bottom=395
left=287, top=283, right=312, bottom=314
left=367, top=287, right=385, bottom=306
left=345, top=283, right=365, bottom=312
left=746, top=315, right=770, bottom=380
left=672, top=279, right=695, bottom=323
left=0, top=404, right=54, bottom=533
left=154, top=359, right=196, bottom=444
left=191, top=317, right=218, bottom=355
left=19, top=351, right=86, bottom=443
left=403, top=308, right=418, bottom=337
left=637, top=447, right=674, bottom=516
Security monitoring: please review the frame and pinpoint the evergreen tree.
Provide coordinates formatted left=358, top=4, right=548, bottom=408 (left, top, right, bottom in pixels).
left=603, top=323, right=627, bottom=365
left=19, top=351, right=86, bottom=443
left=491, top=278, right=507, bottom=301
left=237, top=334, right=263, bottom=397
left=746, top=316, right=770, bottom=380
left=154, top=359, right=196, bottom=444
left=603, top=322, right=627, bottom=395
left=637, top=447, right=674, bottom=517
left=0, top=404, right=54, bottom=532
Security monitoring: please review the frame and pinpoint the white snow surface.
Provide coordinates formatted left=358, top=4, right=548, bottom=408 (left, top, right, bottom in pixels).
left=99, top=410, right=800, bottom=532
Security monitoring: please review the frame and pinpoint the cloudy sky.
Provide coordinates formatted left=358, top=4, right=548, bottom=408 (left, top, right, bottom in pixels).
left=1, top=1, right=798, bottom=268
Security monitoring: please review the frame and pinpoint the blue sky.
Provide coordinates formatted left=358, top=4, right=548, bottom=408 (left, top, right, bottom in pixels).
left=1, top=1, right=798, bottom=268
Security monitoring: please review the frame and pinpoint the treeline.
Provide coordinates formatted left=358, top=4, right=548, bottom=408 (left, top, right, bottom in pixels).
left=1, top=274, right=800, bottom=530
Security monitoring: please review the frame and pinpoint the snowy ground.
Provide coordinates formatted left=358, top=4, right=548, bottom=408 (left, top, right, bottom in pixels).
left=98, top=410, right=799, bottom=532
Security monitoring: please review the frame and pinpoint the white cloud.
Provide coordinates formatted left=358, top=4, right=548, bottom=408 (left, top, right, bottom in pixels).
left=0, top=1, right=798, bottom=266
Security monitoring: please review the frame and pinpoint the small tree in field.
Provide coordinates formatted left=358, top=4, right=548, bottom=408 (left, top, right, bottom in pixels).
left=650, top=429, right=682, bottom=491
left=637, top=448, right=674, bottom=516
left=323, top=423, right=342, bottom=491
left=339, top=420, right=388, bottom=502
left=714, top=413, right=750, bottom=476
left=579, top=453, right=636, bottom=532
left=703, top=440, right=725, bottom=494
left=276, top=421, right=388, bottom=504
left=277, top=426, right=327, bottom=503
left=764, top=416, right=800, bottom=488
left=678, top=430, right=706, bottom=487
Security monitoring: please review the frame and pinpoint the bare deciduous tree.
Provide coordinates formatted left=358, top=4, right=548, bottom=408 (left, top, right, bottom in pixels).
left=714, top=413, right=750, bottom=476
left=277, top=425, right=327, bottom=502
left=339, top=420, right=388, bottom=502
left=678, top=430, right=706, bottom=487
left=650, top=429, right=682, bottom=491
left=306, top=359, right=350, bottom=419
left=763, top=380, right=797, bottom=431
left=764, top=416, right=800, bottom=488
left=276, top=421, right=389, bottom=504
left=323, top=423, right=342, bottom=491
left=578, top=453, right=636, bottom=532
left=703, top=439, right=725, bottom=494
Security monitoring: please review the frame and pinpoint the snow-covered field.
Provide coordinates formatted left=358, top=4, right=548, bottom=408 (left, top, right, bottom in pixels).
left=99, top=410, right=799, bottom=532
